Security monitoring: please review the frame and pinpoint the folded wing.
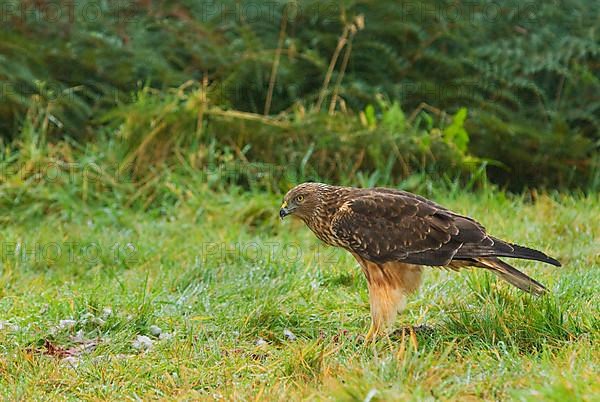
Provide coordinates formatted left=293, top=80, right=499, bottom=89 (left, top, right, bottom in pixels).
left=331, top=190, right=560, bottom=268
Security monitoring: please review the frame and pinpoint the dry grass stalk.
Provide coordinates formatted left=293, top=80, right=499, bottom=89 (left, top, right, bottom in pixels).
left=314, top=26, right=350, bottom=112
left=264, top=6, right=289, bottom=116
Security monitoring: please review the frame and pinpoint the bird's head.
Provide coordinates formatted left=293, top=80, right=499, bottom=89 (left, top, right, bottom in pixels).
left=279, top=182, right=324, bottom=221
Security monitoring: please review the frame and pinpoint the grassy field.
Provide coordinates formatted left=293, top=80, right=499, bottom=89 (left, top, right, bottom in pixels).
left=0, top=184, right=598, bottom=400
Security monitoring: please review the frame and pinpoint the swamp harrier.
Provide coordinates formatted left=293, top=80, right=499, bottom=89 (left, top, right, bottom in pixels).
left=279, top=183, right=560, bottom=340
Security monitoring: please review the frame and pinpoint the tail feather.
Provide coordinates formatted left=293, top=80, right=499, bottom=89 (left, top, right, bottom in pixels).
left=460, top=238, right=561, bottom=267
left=507, top=242, right=561, bottom=267
left=475, top=257, right=548, bottom=296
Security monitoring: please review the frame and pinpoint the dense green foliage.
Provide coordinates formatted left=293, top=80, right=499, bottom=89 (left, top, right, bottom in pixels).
left=1, top=0, right=599, bottom=190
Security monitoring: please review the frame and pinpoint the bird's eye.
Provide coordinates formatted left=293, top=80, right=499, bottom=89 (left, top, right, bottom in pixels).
left=295, top=195, right=304, bottom=203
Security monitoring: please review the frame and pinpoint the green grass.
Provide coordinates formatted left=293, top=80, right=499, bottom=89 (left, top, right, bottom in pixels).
left=0, top=184, right=598, bottom=400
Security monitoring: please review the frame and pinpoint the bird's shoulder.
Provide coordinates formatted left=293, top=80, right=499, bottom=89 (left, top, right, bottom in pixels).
left=336, top=187, right=448, bottom=219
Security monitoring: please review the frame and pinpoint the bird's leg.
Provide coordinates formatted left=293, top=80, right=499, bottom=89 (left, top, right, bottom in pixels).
left=365, top=321, right=378, bottom=343
left=362, top=262, right=423, bottom=342
left=364, top=311, right=392, bottom=343
left=365, top=283, right=406, bottom=342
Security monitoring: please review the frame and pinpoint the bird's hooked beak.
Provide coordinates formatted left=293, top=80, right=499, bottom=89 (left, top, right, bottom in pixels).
left=279, top=201, right=291, bottom=219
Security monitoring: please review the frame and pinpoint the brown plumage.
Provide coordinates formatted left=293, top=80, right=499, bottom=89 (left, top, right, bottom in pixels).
left=279, top=182, right=561, bottom=340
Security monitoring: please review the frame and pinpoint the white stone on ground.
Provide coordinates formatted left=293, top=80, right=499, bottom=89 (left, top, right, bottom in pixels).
left=149, top=325, right=162, bottom=336
left=132, top=335, right=154, bottom=351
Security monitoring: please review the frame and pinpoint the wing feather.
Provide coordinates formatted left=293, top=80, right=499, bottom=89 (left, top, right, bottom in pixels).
left=332, top=190, right=499, bottom=266
left=330, top=188, right=560, bottom=267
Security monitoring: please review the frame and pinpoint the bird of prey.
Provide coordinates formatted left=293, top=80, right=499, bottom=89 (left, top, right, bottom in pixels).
left=279, top=182, right=560, bottom=340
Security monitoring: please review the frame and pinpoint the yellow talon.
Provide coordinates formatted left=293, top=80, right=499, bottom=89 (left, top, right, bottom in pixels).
left=364, top=322, right=378, bottom=343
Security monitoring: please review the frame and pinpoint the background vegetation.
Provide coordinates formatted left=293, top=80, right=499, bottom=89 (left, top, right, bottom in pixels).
left=1, top=0, right=599, bottom=191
